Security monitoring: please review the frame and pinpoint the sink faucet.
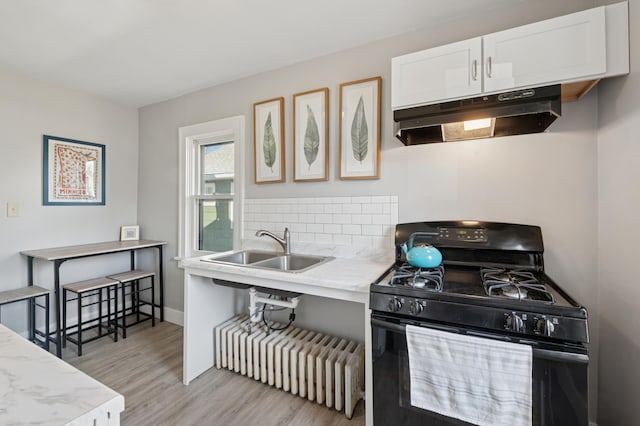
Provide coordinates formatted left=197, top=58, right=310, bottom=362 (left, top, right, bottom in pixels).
left=255, top=227, right=291, bottom=255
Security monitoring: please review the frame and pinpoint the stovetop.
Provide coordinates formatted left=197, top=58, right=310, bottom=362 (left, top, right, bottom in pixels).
left=373, top=262, right=583, bottom=316
left=370, top=221, right=589, bottom=343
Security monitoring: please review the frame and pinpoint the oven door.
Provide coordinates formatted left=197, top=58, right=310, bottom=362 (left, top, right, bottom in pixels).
left=371, top=313, right=589, bottom=426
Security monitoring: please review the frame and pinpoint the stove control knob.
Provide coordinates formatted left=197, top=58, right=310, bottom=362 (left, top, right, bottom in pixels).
left=408, top=300, right=424, bottom=315
left=387, top=297, right=402, bottom=312
left=505, top=312, right=525, bottom=333
left=534, top=317, right=555, bottom=337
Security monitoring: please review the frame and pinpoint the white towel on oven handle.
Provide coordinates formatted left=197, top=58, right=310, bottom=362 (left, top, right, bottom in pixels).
left=406, top=324, right=533, bottom=426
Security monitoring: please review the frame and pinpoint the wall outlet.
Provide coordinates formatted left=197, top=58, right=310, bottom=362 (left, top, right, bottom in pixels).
left=7, top=202, right=20, bottom=217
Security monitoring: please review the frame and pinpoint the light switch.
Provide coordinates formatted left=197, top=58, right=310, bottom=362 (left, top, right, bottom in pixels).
left=7, top=202, right=20, bottom=217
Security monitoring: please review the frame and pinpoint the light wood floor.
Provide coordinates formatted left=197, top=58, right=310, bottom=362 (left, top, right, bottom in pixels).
left=66, top=320, right=365, bottom=426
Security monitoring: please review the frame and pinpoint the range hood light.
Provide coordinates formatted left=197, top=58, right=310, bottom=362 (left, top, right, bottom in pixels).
left=393, top=85, right=562, bottom=145
left=441, top=118, right=496, bottom=142
left=463, top=118, right=493, bottom=131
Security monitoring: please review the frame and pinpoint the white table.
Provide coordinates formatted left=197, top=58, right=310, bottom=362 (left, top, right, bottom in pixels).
left=0, top=324, right=124, bottom=425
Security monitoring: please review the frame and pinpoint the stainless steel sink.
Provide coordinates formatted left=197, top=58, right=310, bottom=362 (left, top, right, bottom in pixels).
left=201, top=250, right=278, bottom=265
left=251, top=254, right=333, bottom=272
left=201, top=250, right=333, bottom=273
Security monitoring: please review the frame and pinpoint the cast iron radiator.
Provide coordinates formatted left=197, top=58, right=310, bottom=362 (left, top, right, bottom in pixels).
left=214, top=314, right=364, bottom=419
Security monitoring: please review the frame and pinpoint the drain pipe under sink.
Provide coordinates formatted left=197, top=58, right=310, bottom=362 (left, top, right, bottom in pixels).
left=248, top=287, right=300, bottom=323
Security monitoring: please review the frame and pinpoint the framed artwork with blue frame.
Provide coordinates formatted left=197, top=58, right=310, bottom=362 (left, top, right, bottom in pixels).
left=43, top=135, right=105, bottom=205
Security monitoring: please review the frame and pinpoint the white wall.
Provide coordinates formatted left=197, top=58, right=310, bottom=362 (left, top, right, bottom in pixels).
left=0, top=69, right=139, bottom=332
left=138, top=0, right=601, bottom=419
left=596, top=0, right=640, bottom=424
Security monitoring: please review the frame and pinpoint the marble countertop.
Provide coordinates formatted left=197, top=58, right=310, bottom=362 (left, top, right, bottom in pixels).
left=0, top=325, right=124, bottom=425
left=179, top=249, right=394, bottom=304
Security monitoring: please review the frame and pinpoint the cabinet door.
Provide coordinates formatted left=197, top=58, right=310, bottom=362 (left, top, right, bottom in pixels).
left=483, top=6, right=606, bottom=93
left=391, top=37, right=482, bottom=110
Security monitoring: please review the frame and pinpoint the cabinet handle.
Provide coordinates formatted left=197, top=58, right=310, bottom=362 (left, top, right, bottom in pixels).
left=471, top=59, right=478, bottom=81
left=486, top=56, right=493, bottom=78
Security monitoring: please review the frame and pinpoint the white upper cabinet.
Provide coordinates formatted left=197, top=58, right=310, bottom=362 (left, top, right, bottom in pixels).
left=483, top=7, right=606, bottom=93
left=391, top=38, right=482, bottom=110
left=392, top=2, right=629, bottom=110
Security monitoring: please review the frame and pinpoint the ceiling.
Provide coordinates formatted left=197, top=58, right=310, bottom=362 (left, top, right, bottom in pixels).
left=0, top=0, right=517, bottom=107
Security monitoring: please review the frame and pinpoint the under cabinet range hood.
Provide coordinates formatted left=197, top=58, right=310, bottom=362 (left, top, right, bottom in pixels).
left=394, top=85, right=561, bottom=145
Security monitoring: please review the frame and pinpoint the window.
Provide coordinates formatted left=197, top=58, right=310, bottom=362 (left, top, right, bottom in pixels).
left=197, top=141, right=234, bottom=252
left=179, top=116, right=244, bottom=258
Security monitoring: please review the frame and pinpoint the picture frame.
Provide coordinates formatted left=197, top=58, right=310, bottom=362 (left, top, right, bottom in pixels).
left=253, top=97, right=285, bottom=184
left=120, top=225, right=140, bottom=241
left=43, top=135, right=105, bottom=205
left=293, top=88, right=329, bottom=182
left=339, top=77, right=381, bottom=180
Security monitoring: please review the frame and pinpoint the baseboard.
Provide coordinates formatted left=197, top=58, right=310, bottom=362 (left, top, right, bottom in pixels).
left=137, top=304, right=183, bottom=326
left=162, top=307, right=184, bottom=326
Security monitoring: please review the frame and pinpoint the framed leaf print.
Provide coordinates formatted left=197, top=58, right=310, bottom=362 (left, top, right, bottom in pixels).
left=253, top=97, right=285, bottom=183
left=293, top=88, right=328, bottom=182
left=339, top=76, right=381, bottom=180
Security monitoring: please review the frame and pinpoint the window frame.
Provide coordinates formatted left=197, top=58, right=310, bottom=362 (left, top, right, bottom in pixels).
left=178, top=116, right=244, bottom=258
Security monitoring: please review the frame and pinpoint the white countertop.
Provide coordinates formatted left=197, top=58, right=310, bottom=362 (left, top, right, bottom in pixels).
left=179, top=251, right=393, bottom=304
left=0, top=324, right=124, bottom=426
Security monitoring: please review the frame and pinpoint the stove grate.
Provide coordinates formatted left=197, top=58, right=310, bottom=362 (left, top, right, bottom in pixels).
left=390, top=263, right=444, bottom=291
left=481, top=267, right=555, bottom=303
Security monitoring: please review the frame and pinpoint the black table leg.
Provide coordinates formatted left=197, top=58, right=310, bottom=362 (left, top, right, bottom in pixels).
left=27, top=256, right=34, bottom=341
left=53, top=259, right=65, bottom=358
left=158, top=246, right=164, bottom=322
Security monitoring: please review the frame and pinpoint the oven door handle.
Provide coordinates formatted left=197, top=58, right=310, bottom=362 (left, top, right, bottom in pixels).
left=371, top=318, right=460, bottom=334
left=372, top=318, right=589, bottom=364
left=531, top=348, right=589, bottom=363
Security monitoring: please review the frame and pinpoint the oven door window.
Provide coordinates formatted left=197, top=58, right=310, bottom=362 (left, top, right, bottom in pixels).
left=372, top=315, right=588, bottom=426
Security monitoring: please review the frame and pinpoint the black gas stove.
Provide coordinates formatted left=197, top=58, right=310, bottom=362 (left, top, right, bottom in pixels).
left=370, top=221, right=588, bottom=343
left=371, top=221, right=590, bottom=425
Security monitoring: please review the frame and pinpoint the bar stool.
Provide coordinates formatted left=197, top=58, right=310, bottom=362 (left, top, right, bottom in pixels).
left=62, top=277, right=119, bottom=356
left=0, top=286, right=50, bottom=350
left=106, top=270, right=155, bottom=338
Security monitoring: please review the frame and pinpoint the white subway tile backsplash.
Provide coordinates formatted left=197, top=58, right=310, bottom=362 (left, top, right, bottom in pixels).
left=371, top=214, right=391, bottom=225
left=353, top=196, right=372, bottom=203
left=245, top=196, right=398, bottom=250
left=352, top=214, right=373, bottom=225
left=332, top=234, right=352, bottom=245
left=362, top=225, right=383, bottom=236
left=329, top=197, right=351, bottom=204
left=324, top=224, right=342, bottom=234
left=315, top=214, right=333, bottom=224
left=307, top=223, right=324, bottom=233
left=282, top=213, right=298, bottom=223
left=371, top=196, right=390, bottom=203
left=343, top=204, right=362, bottom=214
left=299, top=213, right=315, bottom=223
left=324, top=204, right=343, bottom=214
left=298, top=232, right=315, bottom=242
left=362, top=203, right=383, bottom=214
left=290, top=223, right=307, bottom=233
left=315, top=233, right=333, bottom=244
left=333, top=214, right=352, bottom=224
left=352, top=235, right=373, bottom=246
left=342, top=224, right=362, bottom=235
